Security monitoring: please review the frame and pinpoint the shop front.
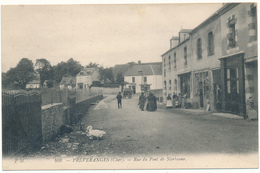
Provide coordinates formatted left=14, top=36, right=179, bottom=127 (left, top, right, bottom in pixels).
left=219, top=52, right=246, bottom=116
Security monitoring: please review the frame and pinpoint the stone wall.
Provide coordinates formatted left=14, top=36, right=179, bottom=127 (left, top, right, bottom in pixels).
left=41, top=94, right=103, bottom=141
left=41, top=103, right=64, bottom=141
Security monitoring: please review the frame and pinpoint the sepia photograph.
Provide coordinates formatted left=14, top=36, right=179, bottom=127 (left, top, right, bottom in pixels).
left=1, top=1, right=259, bottom=172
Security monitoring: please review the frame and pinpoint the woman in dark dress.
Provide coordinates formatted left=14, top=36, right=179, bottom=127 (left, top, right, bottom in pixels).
left=146, top=92, right=157, bottom=111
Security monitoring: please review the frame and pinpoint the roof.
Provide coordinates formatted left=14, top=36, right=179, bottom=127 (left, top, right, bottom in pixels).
left=60, top=76, right=76, bottom=85
left=171, top=36, right=179, bottom=40
left=27, top=80, right=40, bottom=84
left=77, top=67, right=96, bottom=76
left=124, top=62, right=162, bottom=76
left=113, top=64, right=131, bottom=76
left=179, top=29, right=192, bottom=33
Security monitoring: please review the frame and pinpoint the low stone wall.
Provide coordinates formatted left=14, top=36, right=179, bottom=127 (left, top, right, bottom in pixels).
left=42, top=103, right=64, bottom=141
left=70, top=94, right=103, bottom=124
left=92, top=87, right=120, bottom=94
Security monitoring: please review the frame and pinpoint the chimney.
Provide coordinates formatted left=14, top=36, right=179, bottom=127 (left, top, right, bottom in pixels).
left=170, top=36, right=179, bottom=49
left=138, top=60, right=141, bottom=64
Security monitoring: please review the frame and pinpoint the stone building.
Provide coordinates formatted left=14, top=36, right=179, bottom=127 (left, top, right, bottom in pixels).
left=162, top=3, right=257, bottom=117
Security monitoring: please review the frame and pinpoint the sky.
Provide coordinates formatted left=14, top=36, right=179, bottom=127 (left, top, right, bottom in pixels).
left=1, top=3, right=223, bottom=72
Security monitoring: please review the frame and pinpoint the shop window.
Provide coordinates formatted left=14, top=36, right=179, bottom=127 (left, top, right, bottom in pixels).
left=226, top=68, right=239, bottom=94
left=195, top=71, right=210, bottom=99
left=208, top=32, right=214, bottom=56
left=197, top=38, right=202, bottom=59
left=184, top=47, right=187, bottom=66
left=181, top=75, right=190, bottom=98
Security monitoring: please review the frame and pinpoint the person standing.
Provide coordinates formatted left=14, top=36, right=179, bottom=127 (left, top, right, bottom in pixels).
left=166, top=94, right=173, bottom=108
left=138, top=92, right=146, bottom=111
left=146, top=92, right=157, bottom=111
left=116, top=92, right=122, bottom=108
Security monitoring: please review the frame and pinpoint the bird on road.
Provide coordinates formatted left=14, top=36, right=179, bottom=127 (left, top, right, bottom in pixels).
left=86, top=126, right=106, bottom=140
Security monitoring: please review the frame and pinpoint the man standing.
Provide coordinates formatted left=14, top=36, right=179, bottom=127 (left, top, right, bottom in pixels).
left=116, top=92, right=122, bottom=109
left=138, top=92, right=146, bottom=111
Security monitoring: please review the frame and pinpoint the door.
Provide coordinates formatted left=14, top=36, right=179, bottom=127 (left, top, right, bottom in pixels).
left=220, top=53, right=245, bottom=116
left=226, top=68, right=240, bottom=114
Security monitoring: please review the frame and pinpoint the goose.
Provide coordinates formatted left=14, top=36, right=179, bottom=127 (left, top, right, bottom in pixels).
left=86, top=126, right=106, bottom=140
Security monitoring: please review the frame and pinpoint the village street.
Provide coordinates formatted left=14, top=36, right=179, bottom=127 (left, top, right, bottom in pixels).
left=20, top=94, right=258, bottom=160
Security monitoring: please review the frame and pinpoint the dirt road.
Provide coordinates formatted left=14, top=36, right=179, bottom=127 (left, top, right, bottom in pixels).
left=19, top=94, right=258, bottom=159
left=80, top=94, right=258, bottom=157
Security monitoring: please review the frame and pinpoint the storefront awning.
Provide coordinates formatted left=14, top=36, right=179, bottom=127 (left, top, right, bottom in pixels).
left=177, top=71, right=191, bottom=76
left=219, top=51, right=244, bottom=60
left=245, top=56, right=257, bottom=63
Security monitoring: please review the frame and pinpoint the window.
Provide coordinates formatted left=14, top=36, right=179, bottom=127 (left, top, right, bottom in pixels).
left=164, top=70, right=166, bottom=77
left=164, top=81, right=167, bottom=90
left=184, top=47, right=187, bottom=66
left=163, top=58, right=166, bottom=69
left=169, top=80, right=172, bottom=90
left=132, top=77, right=135, bottom=83
left=169, top=56, right=171, bottom=70
left=174, top=79, right=177, bottom=90
left=208, top=32, right=214, bottom=56
left=174, top=52, right=177, bottom=69
left=248, top=4, right=257, bottom=42
left=227, top=15, right=237, bottom=48
left=197, top=38, right=202, bottom=59
left=144, top=76, right=147, bottom=83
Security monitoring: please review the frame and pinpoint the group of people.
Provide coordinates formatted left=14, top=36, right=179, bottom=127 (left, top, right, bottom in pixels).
left=166, top=92, right=185, bottom=108
left=138, top=92, right=157, bottom=112
left=116, top=91, right=157, bottom=112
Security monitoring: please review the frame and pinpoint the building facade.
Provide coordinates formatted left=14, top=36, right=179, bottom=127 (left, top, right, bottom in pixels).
left=76, top=67, right=99, bottom=89
left=124, top=62, right=162, bottom=94
left=162, top=3, right=257, bottom=117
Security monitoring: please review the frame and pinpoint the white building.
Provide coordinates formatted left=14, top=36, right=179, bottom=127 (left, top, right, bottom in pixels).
left=124, top=62, right=162, bottom=94
left=76, top=67, right=99, bottom=89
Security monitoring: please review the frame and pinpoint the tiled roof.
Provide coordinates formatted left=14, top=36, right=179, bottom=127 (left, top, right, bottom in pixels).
left=124, top=62, right=162, bottom=76
left=60, top=77, right=76, bottom=85
left=179, top=29, right=192, bottom=33
left=113, top=64, right=131, bottom=76
left=27, top=80, right=40, bottom=84
left=77, top=67, right=96, bottom=76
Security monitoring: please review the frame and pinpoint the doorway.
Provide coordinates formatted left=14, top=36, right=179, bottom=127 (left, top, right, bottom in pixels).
left=220, top=53, right=245, bottom=116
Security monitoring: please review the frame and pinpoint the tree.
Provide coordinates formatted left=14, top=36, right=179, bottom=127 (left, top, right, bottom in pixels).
left=98, top=66, right=114, bottom=84
left=3, top=58, right=35, bottom=89
left=116, top=72, right=124, bottom=84
left=53, top=58, right=83, bottom=83
left=36, top=58, right=54, bottom=86
left=86, top=62, right=99, bottom=68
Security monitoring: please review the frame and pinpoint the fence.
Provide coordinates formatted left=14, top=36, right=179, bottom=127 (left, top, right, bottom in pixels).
left=2, top=90, right=42, bottom=155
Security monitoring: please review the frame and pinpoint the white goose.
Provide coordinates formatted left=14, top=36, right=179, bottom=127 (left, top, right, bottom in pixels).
left=86, top=126, right=106, bottom=140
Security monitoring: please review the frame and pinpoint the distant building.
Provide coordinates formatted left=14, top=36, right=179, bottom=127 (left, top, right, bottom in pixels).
left=124, top=61, right=162, bottom=94
left=26, top=71, right=41, bottom=89
left=113, top=62, right=136, bottom=82
left=26, top=80, right=41, bottom=89
left=76, top=67, right=99, bottom=89
left=59, top=77, right=76, bottom=90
